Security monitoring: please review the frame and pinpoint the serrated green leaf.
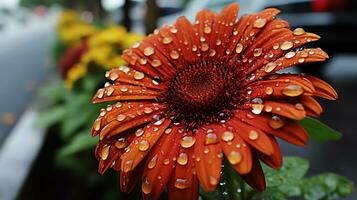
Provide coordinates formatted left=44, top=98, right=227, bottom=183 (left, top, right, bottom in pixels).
left=299, top=117, right=342, bottom=143
left=302, top=173, right=354, bottom=200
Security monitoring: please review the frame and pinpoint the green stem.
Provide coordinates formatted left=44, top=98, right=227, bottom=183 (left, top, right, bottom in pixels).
left=222, top=159, right=246, bottom=200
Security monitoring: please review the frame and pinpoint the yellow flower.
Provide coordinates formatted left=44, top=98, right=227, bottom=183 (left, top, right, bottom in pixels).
left=122, top=33, right=144, bottom=49
left=65, top=63, right=87, bottom=89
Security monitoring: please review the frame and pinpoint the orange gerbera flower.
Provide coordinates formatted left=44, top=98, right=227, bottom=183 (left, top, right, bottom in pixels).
left=91, top=3, right=337, bottom=200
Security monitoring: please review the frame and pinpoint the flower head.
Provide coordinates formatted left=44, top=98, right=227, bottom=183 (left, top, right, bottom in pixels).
left=91, top=3, right=337, bottom=199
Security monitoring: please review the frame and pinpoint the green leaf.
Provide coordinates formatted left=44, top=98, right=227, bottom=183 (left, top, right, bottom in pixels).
left=251, top=188, right=287, bottom=200
left=36, top=105, right=68, bottom=128
left=57, top=129, right=97, bottom=159
left=299, top=117, right=342, bottom=143
left=302, top=173, right=354, bottom=200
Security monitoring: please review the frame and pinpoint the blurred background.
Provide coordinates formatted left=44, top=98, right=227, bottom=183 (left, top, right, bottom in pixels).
left=0, top=0, right=356, bottom=199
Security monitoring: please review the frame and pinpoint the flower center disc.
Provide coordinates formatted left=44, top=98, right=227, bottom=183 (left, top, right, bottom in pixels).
left=162, top=62, right=243, bottom=129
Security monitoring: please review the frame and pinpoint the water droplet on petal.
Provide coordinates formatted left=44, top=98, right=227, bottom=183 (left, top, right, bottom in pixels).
left=97, top=89, right=104, bottom=98
left=163, top=158, right=170, bottom=165
left=273, top=43, right=280, bottom=50
left=134, top=71, right=145, bottom=80
left=254, top=18, right=267, bottom=28
left=293, top=28, right=305, bottom=36
left=280, top=40, right=293, bottom=50
left=115, top=138, right=128, bottom=149
left=144, top=47, right=155, bottom=56
left=144, top=107, right=153, bottom=114
left=148, top=154, right=158, bottom=169
left=204, top=26, right=212, bottom=34
left=101, top=145, right=110, bottom=160
left=282, top=85, right=304, bottom=97
left=298, top=58, right=305, bottom=63
left=285, top=51, right=296, bottom=59
left=295, top=103, right=304, bottom=110
left=135, top=128, right=144, bottom=137
left=216, top=39, right=222, bottom=46
left=251, top=104, right=264, bottom=114
left=209, top=49, right=216, bottom=57
left=162, top=36, right=173, bottom=44
left=253, top=48, right=263, bottom=57
left=139, top=140, right=150, bottom=151
left=209, top=176, right=218, bottom=186
left=201, top=43, right=209, bottom=51
left=228, top=151, right=242, bottom=165
left=181, top=136, right=196, bottom=148
left=117, top=114, right=126, bottom=121
left=265, top=87, right=273, bottom=95
left=264, top=105, right=273, bottom=112
left=142, top=177, right=152, bottom=194
left=151, top=59, right=162, bottom=67
left=205, top=133, right=219, bottom=144
left=170, top=50, right=180, bottom=59
left=120, top=86, right=128, bottom=92
left=221, top=131, right=234, bottom=142
left=235, top=43, right=243, bottom=53
left=264, top=62, right=277, bottom=73
left=177, top=152, right=188, bottom=165
left=248, top=130, right=259, bottom=140
left=109, top=72, right=119, bottom=81
left=93, top=118, right=101, bottom=131
left=164, top=128, right=172, bottom=134
left=174, top=178, right=189, bottom=189
left=269, top=116, right=284, bottom=129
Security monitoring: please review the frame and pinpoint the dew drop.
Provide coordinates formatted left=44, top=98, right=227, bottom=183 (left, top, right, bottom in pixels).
left=204, top=26, right=212, bottom=34
left=253, top=48, right=263, bottom=57
left=192, top=45, right=198, bottom=51
left=97, top=89, right=104, bottom=98
left=280, top=40, right=294, bottom=50
left=273, top=43, right=280, bottom=50
left=134, top=71, right=145, bottom=80
left=264, top=62, right=277, bottom=73
left=228, top=151, right=242, bottom=165
left=248, top=130, right=259, bottom=140
left=148, top=154, right=158, bottom=169
left=139, top=58, right=147, bottom=65
left=93, top=118, right=101, bottom=131
left=209, top=176, right=218, bottom=186
left=174, top=178, right=189, bottom=189
left=139, top=140, right=150, bottom=151
left=269, top=116, right=284, bottom=129
left=151, top=59, right=162, bottom=67
left=295, top=103, right=304, bottom=110
left=142, top=177, right=152, bottom=194
left=235, top=43, right=243, bottom=53
left=106, top=87, right=114, bottom=96
left=162, top=36, right=173, bottom=44
left=144, top=47, right=155, bottom=56
left=164, top=128, right=172, bottom=134
left=264, top=105, right=273, bottom=112
left=115, top=138, right=128, bottom=149
left=282, top=85, right=304, bottom=97
left=216, top=39, right=222, bottom=46
left=209, top=49, right=216, bottom=57
left=117, top=114, right=126, bottom=122
left=123, top=160, right=133, bottom=172
left=144, top=107, right=153, bottom=114
left=298, top=58, right=305, bottom=63
left=201, top=43, right=209, bottom=51
left=135, top=128, right=144, bottom=137
left=293, top=28, right=305, bottom=36
left=251, top=104, right=264, bottom=114
left=221, top=131, right=234, bottom=142
left=170, top=50, right=180, bottom=59
left=181, top=136, right=196, bottom=148
left=163, top=158, right=170, bottom=165
left=205, top=133, right=219, bottom=144
left=101, top=145, right=110, bottom=160
left=177, top=152, right=188, bottom=165
left=120, top=86, right=128, bottom=92
left=265, top=87, right=273, bottom=95
left=285, top=51, right=296, bottom=59
left=109, top=72, right=119, bottom=81
left=254, top=18, right=267, bottom=28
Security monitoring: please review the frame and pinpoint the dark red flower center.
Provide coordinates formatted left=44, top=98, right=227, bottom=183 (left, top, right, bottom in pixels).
left=161, top=61, right=246, bottom=129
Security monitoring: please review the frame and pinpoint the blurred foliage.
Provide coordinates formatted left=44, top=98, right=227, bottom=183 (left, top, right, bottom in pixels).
left=201, top=157, right=354, bottom=200
left=299, top=117, right=342, bottom=143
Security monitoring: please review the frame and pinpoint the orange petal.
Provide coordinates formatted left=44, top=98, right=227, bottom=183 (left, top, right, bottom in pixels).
left=218, top=125, right=253, bottom=174
left=120, top=164, right=145, bottom=192
left=241, top=157, right=266, bottom=192
left=92, top=84, right=160, bottom=103
left=300, top=96, right=323, bottom=117
left=256, top=136, right=282, bottom=169
left=105, top=67, right=165, bottom=90
left=194, top=127, right=222, bottom=192
left=228, top=118, right=274, bottom=155
left=120, top=119, right=171, bottom=173
left=142, top=126, right=182, bottom=199
left=168, top=147, right=199, bottom=200
left=305, top=75, right=338, bottom=100
left=236, top=110, right=308, bottom=146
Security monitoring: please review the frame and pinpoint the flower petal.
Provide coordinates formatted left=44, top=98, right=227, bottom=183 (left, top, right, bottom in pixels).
left=305, top=75, right=338, bottom=100
left=241, top=156, right=266, bottom=192
left=228, top=118, right=274, bottom=155
left=141, top=126, right=182, bottom=199
left=120, top=119, right=171, bottom=173
left=194, top=127, right=222, bottom=191
left=256, top=136, right=282, bottom=169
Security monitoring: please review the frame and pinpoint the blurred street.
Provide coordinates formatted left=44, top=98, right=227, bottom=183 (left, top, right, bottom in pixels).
left=0, top=10, right=57, bottom=144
